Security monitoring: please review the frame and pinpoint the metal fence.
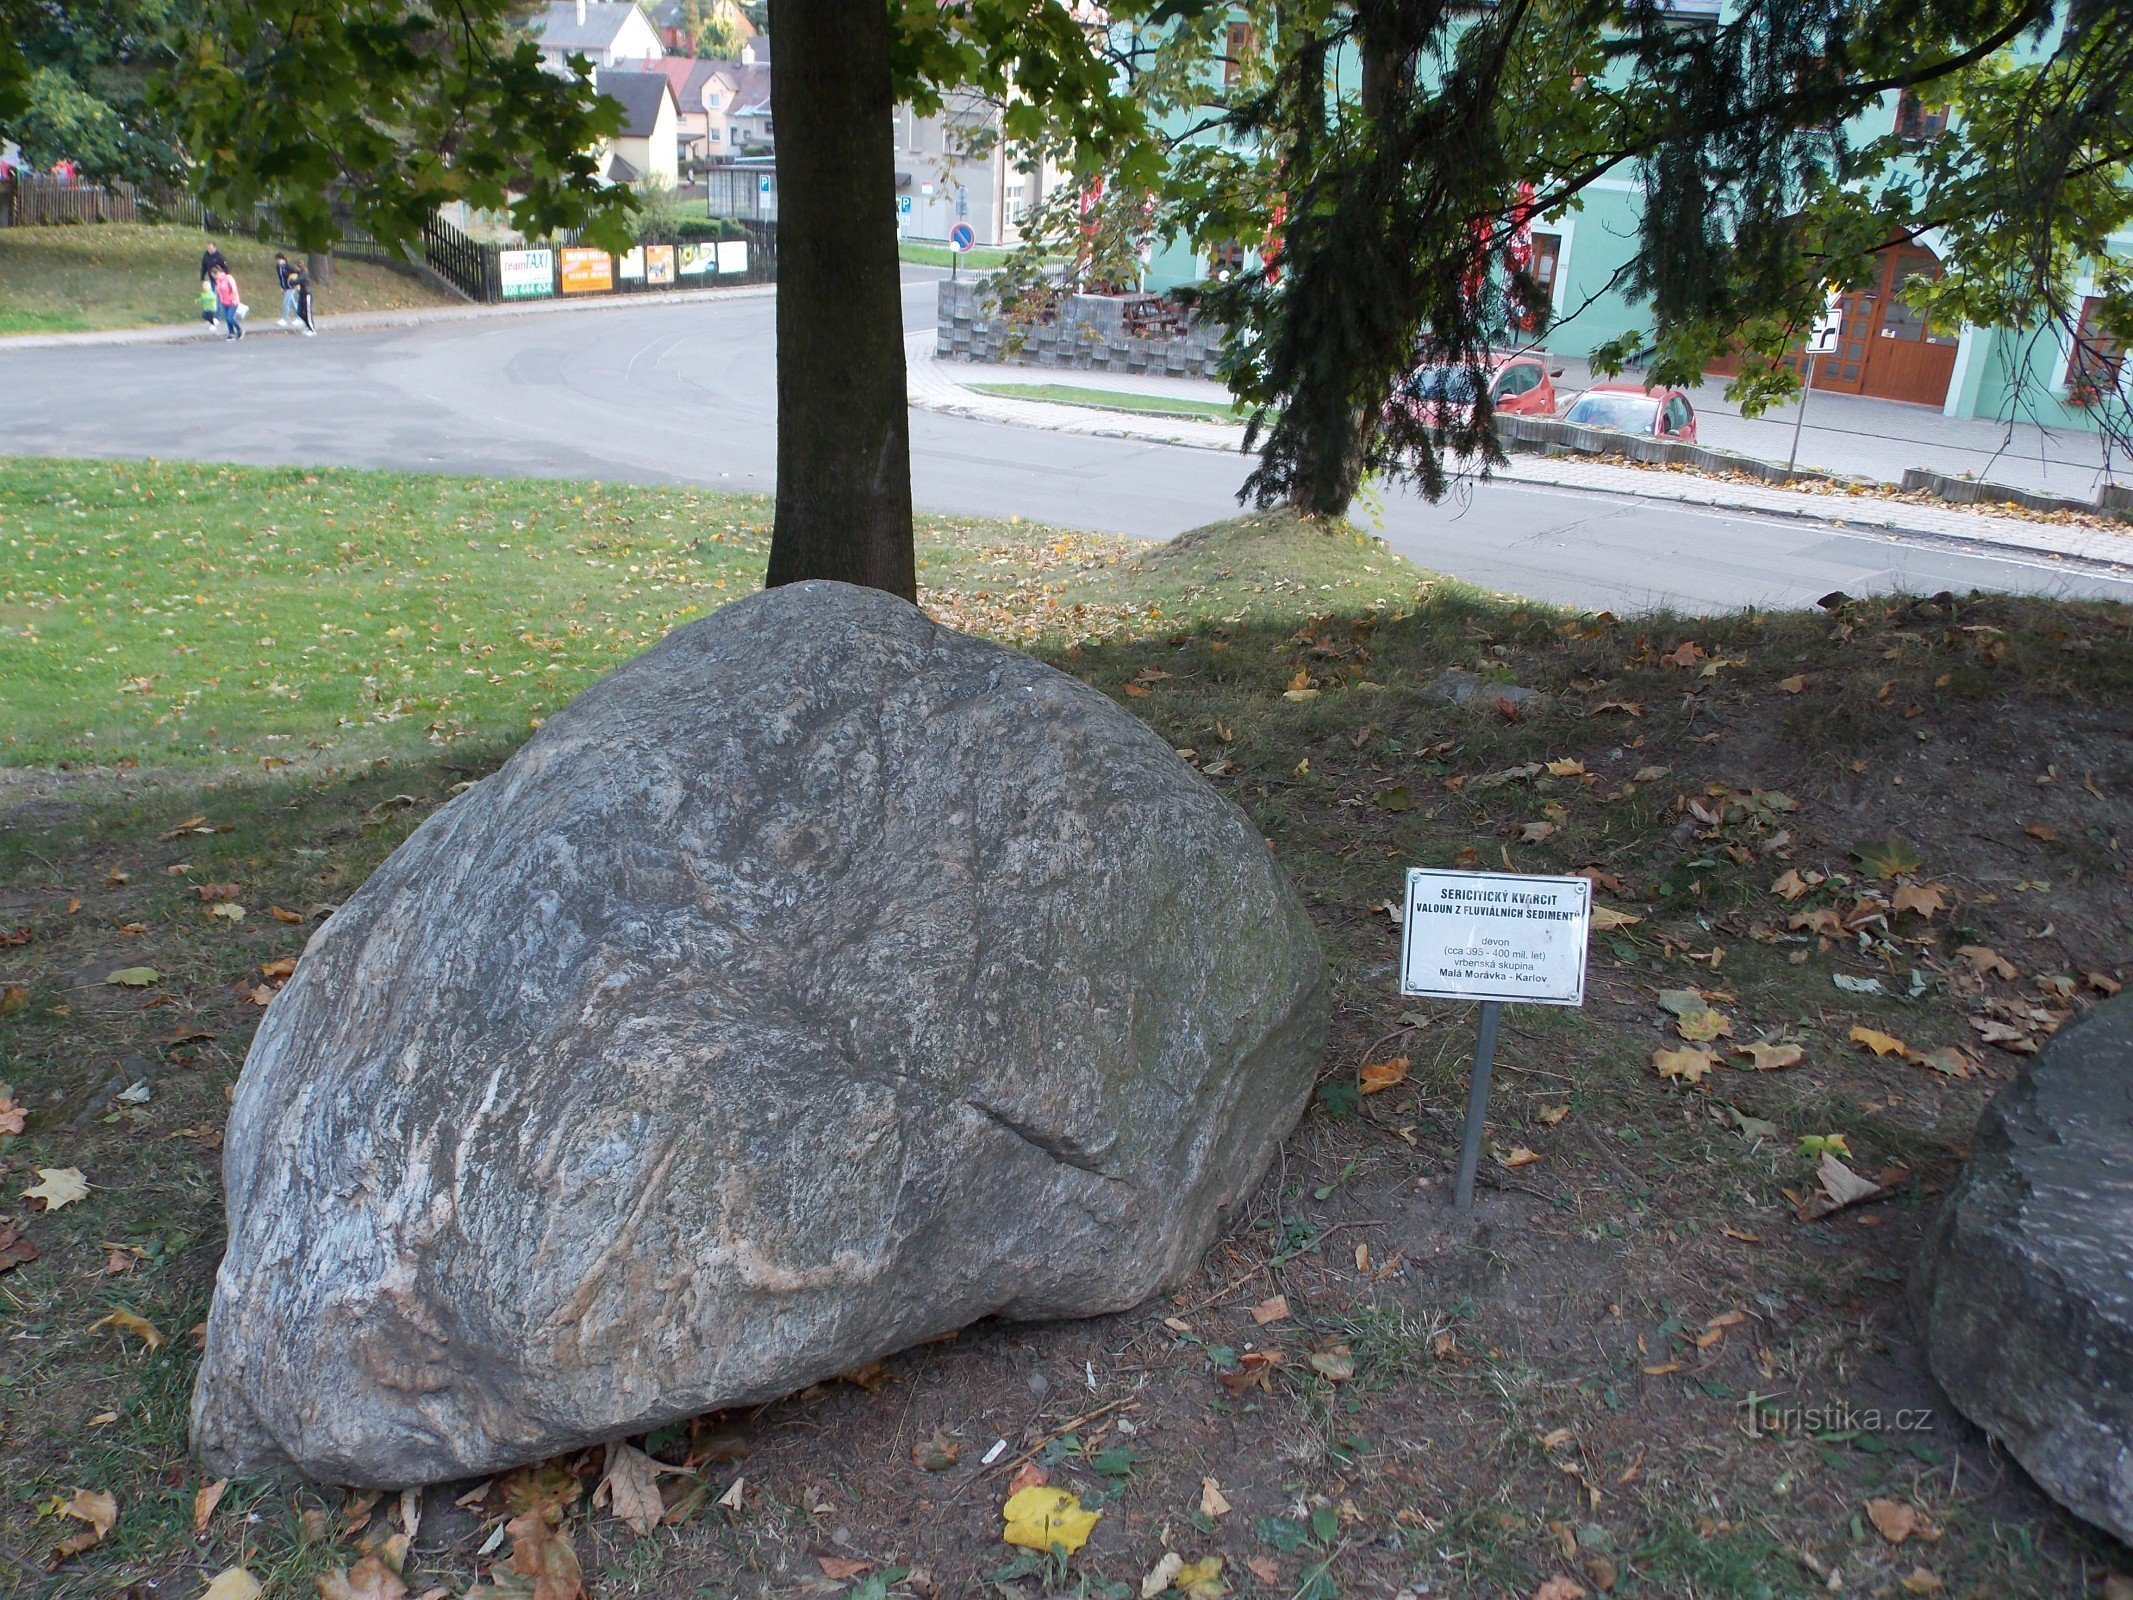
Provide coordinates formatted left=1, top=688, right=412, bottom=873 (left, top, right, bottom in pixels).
left=1, top=172, right=777, bottom=304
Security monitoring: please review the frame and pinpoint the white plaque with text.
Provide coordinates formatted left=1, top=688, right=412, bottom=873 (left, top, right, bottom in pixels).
left=1399, top=869, right=1591, bottom=1006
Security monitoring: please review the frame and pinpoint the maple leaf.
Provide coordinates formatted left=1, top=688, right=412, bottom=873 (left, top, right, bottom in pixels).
left=1734, top=1042, right=1803, bottom=1072
left=1850, top=1025, right=1909, bottom=1057
left=317, top=1555, right=408, bottom=1600
left=1358, top=1057, right=1409, bottom=1095
left=1956, top=945, right=2019, bottom=981
left=23, top=1167, right=88, bottom=1211
left=1910, top=1046, right=1976, bottom=1078
left=51, top=1487, right=118, bottom=1561
left=1675, top=1007, right=1733, bottom=1042
left=1852, top=840, right=1922, bottom=880
left=1768, top=869, right=1810, bottom=901
left=1175, top=1555, right=1226, bottom=1599
left=593, top=1441, right=666, bottom=1536
left=1002, top=1486, right=1100, bottom=1555
left=0, top=1094, right=24, bottom=1135
left=498, top=1511, right=584, bottom=1600
left=0, top=1217, right=39, bottom=1274
left=1653, top=1048, right=1717, bottom=1085
left=1892, top=882, right=1948, bottom=919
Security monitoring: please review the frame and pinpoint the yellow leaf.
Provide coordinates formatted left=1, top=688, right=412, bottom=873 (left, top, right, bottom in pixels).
left=1002, top=1486, right=1100, bottom=1556
left=1198, top=1478, right=1231, bottom=1519
left=1769, top=869, right=1810, bottom=901
left=1892, top=883, right=1948, bottom=919
left=1653, top=1048, right=1717, bottom=1085
left=1176, top=1555, right=1226, bottom=1599
left=1286, top=668, right=1310, bottom=692
left=1900, top=1567, right=1945, bottom=1594
left=91, top=1309, right=165, bottom=1350
left=1536, top=1104, right=1571, bottom=1125
left=104, top=966, right=161, bottom=986
left=1733, top=1042, right=1803, bottom=1072
left=59, top=1488, right=118, bottom=1539
left=1865, top=1498, right=1940, bottom=1546
left=24, top=1167, right=89, bottom=1210
left=1850, top=1025, right=1909, bottom=1057
left=1676, top=1006, right=1733, bottom=1042
left=199, top=1570, right=263, bottom=1600
left=1493, top=1145, right=1542, bottom=1169
left=1545, top=758, right=1586, bottom=777
left=1590, top=905, right=1641, bottom=931
left=1358, top=1057, right=1409, bottom=1095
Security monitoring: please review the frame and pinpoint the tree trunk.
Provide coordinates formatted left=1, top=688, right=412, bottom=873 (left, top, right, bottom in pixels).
left=306, top=248, right=335, bottom=286
left=763, top=0, right=915, bottom=600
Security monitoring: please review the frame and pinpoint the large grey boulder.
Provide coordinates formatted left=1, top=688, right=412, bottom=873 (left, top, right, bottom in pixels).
left=193, top=581, right=1325, bottom=1487
left=1913, top=995, right=2133, bottom=1543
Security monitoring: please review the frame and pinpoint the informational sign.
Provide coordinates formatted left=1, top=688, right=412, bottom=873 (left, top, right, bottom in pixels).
left=559, top=247, right=613, bottom=295
left=948, top=222, right=975, bottom=253
left=1806, top=285, right=1845, bottom=355
left=897, top=195, right=912, bottom=215
left=1399, top=869, right=1591, bottom=1007
left=498, top=248, right=554, bottom=301
left=678, top=242, right=712, bottom=276
left=644, top=244, right=676, bottom=285
left=616, top=246, right=646, bottom=282
left=758, top=175, right=772, bottom=195
left=714, top=238, right=749, bottom=275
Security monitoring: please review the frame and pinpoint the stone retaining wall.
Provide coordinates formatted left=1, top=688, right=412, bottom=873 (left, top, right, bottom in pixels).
left=936, top=278, right=1225, bottom=380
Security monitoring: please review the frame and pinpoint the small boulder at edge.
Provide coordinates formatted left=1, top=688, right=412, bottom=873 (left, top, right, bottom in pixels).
left=1912, top=993, right=2133, bottom=1543
left=192, top=580, right=1326, bottom=1487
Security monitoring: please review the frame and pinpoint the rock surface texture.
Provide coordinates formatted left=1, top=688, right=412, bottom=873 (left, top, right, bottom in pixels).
left=1912, top=994, right=2133, bottom=1543
left=192, top=581, right=1326, bottom=1487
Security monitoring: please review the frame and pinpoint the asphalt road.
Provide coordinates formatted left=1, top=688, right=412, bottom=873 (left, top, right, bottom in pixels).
left=5, top=273, right=2129, bottom=614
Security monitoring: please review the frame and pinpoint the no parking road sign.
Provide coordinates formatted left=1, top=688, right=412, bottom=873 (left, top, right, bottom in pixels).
left=948, top=223, right=975, bottom=253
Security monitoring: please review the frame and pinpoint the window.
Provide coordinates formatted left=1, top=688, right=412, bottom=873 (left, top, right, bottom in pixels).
left=1894, top=91, right=1949, bottom=141
left=1224, top=21, right=1256, bottom=86
left=708, top=128, right=720, bottom=143
left=1563, top=392, right=1659, bottom=433
left=1663, top=397, right=1692, bottom=434
left=1493, top=363, right=1541, bottom=398
left=2066, top=296, right=2124, bottom=395
left=1529, top=232, right=1562, bottom=299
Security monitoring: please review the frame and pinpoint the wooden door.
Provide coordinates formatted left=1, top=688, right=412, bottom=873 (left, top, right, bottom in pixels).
left=1858, top=248, right=1958, bottom=406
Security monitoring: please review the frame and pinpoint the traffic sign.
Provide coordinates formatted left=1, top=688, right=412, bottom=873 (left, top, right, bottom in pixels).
left=948, top=223, right=975, bottom=254
left=1806, top=285, right=1844, bottom=355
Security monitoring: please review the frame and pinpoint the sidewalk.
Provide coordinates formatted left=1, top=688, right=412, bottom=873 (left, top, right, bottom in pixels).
left=0, top=281, right=778, bottom=352
left=905, top=331, right=2133, bottom=574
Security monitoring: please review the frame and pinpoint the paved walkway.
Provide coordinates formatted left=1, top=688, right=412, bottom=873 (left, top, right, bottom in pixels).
left=906, top=332, right=2133, bottom=575
left=0, top=281, right=778, bottom=351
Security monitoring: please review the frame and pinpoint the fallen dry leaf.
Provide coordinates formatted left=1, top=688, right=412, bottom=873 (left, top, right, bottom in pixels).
left=913, top=1430, right=959, bottom=1471
left=318, top=1555, right=409, bottom=1600
left=1865, top=1498, right=1941, bottom=1546
left=1956, top=945, right=2019, bottom=982
left=1675, top=1006, right=1733, bottom=1043
left=1589, top=905, right=1642, bottom=931
left=818, top=1556, right=871, bottom=1581
left=0, top=1216, right=39, bottom=1274
left=0, top=1093, right=22, bottom=1134
left=91, top=1309, right=165, bottom=1350
left=1892, top=883, right=1948, bottom=919
left=1308, top=1343, right=1357, bottom=1381
left=51, top=1487, right=118, bottom=1561
left=1142, top=1551, right=1185, bottom=1598
left=1900, top=1569, right=1945, bottom=1595
left=593, top=1441, right=665, bottom=1537
left=1533, top=1576, right=1589, bottom=1600
left=1246, top=1556, right=1282, bottom=1585
left=1850, top=1025, right=1910, bottom=1057
left=1358, top=1057, right=1410, bottom=1095
left=23, top=1167, right=88, bottom=1211
left=501, top=1510, right=584, bottom=1600
left=1250, top=1294, right=1291, bottom=1325
left=1493, top=1145, right=1543, bottom=1169
left=1520, top=820, right=1557, bottom=843
left=1815, top=1154, right=1886, bottom=1212
left=1734, top=1041, right=1803, bottom=1072
left=1536, top=1103, right=1571, bottom=1125
left=1776, top=674, right=1808, bottom=694
left=104, top=966, right=161, bottom=987
left=198, top=1570, right=263, bottom=1600
left=1653, top=1047, right=1717, bottom=1085
left=1199, top=1477, right=1231, bottom=1519
left=1910, top=1046, right=1977, bottom=1078
left=1002, top=1486, right=1100, bottom=1555
left=194, top=1479, right=229, bottom=1534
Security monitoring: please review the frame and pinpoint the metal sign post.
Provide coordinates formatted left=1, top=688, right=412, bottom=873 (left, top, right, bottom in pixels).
left=1791, top=287, right=1845, bottom=474
left=1398, top=868, right=1592, bottom=1216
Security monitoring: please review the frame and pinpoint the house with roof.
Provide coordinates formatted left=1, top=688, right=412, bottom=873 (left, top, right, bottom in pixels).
left=643, top=0, right=756, bottom=55
left=531, top=1, right=664, bottom=74
left=595, top=69, right=680, bottom=186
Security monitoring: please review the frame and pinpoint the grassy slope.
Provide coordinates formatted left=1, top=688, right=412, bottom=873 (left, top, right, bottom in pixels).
left=970, top=381, right=1250, bottom=423
left=3, top=469, right=2132, bottom=1600
left=0, top=225, right=453, bottom=335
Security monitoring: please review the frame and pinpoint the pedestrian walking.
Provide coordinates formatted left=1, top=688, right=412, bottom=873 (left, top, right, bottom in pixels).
left=212, top=265, right=245, bottom=340
left=289, top=260, right=317, bottom=336
left=197, top=278, right=220, bottom=329
left=199, top=239, right=229, bottom=286
left=275, top=253, right=299, bottom=327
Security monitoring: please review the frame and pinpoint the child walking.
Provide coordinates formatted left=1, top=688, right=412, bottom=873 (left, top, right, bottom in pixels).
left=212, top=265, right=245, bottom=340
left=289, top=260, right=317, bottom=336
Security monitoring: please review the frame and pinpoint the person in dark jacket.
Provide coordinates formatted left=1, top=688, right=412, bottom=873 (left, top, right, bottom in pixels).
left=199, top=240, right=229, bottom=285
left=288, top=260, right=316, bottom=336
left=274, top=252, right=298, bottom=327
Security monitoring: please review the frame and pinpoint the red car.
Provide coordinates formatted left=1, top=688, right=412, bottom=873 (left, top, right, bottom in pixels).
left=1398, top=351, right=1563, bottom=424
left=1559, top=380, right=1699, bottom=442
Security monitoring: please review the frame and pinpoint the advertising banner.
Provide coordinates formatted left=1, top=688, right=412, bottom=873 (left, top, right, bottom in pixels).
left=644, top=244, right=676, bottom=286
left=616, top=246, right=645, bottom=282
left=715, top=239, right=749, bottom=276
left=677, top=242, right=712, bottom=276
left=498, top=248, right=554, bottom=301
left=560, top=247, right=613, bottom=294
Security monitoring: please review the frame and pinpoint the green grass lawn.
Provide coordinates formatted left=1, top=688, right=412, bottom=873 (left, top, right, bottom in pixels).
left=4, top=460, right=2131, bottom=1600
left=897, top=240, right=1020, bottom=270
left=0, top=224, right=454, bottom=335
left=970, top=380, right=1251, bottom=423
